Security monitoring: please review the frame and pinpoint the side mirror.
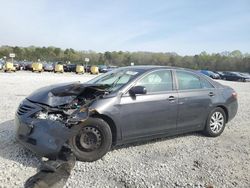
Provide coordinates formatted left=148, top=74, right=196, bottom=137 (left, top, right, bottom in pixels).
left=129, top=86, right=147, bottom=96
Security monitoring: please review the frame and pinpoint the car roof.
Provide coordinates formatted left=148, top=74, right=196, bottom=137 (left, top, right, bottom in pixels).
left=122, top=65, right=196, bottom=73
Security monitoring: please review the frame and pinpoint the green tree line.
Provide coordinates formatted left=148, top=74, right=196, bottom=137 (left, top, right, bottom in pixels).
left=0, top=45, right=250, bottom=72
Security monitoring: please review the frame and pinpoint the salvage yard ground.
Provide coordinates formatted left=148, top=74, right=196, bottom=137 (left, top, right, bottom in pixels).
left=0, top=71, right=249, bottom=187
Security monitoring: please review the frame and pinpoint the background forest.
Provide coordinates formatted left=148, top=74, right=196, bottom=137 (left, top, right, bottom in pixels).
left=1, top=45, right=249, bottom=72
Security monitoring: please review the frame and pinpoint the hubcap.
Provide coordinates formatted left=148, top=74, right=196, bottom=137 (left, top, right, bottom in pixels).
left=210, top=112, right=224, bottom=133
left=76, top=126, right=102, bottom=152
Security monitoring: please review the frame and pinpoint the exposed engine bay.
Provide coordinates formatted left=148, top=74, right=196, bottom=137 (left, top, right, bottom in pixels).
left=28, top=83, right=110, bottom=127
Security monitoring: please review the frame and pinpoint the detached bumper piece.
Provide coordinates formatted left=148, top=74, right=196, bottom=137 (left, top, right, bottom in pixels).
left=24, top=147, right=76, bottom=188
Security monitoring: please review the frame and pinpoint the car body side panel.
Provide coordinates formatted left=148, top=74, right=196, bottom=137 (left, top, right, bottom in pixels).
left=118, top=92, right=178, bottom=140
left=89, top=96, right=123, bottom=142
left=177, top=89, right=216, bottom=130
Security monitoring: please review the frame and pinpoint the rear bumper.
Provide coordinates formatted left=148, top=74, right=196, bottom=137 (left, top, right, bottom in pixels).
left=227, top=100, right=238, bottom=122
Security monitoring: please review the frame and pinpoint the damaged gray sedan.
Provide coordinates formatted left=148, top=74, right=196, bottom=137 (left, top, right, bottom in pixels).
left=15, top=66, right=238, bottom=161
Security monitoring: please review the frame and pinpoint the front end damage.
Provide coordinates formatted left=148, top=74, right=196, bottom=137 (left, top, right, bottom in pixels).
left=15, top=83, right=108, bottom=159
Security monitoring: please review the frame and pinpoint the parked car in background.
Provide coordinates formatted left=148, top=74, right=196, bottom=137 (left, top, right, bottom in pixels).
left=13, top=62, right=21, bottom=71
left=239, top=72, right=250, bottom=81
left=85, top=65, right=91, bottom=73
left=43, top=63, right=54, bottom=72
left=198, top=70, right=220, bottom=79
left=15, top=66, right=238, bottom=162
left=25, top=62, right=33, bottom=71
left=212, top=72, right=220, bottom=79
left=98, top=65, right=108, bottom=73
left=107, top=65, right=118, bottom=72
left=17, top=61, right=26, bottom=70
left=213, top=71, right=225, bottom=78
left=222, top=71, right=250, bottom=82
left=64, top=64, right=77, bottom=72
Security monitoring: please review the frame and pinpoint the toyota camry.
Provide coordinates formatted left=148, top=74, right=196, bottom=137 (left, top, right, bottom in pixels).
left=15, top=66, right=238, bottom=161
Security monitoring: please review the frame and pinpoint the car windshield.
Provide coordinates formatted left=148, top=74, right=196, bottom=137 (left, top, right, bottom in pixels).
left=240, top=73, right=250, bottom=77
left=232, top=72, right=242, bottom=76
left=87, top=69, right=141, bottom=92
left=205, top=71, right=214, bottom=75
left=99, top=65, right=107, bottom=69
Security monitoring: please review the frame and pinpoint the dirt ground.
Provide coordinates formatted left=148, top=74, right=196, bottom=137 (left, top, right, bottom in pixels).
left=0, top=71, right=249, bottom=188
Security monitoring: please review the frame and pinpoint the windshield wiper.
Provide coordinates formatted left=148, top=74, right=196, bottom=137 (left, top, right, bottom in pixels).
left=107, top=75, right=123, bottom=91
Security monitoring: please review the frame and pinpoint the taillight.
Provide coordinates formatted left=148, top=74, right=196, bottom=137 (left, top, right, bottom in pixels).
left=232, top=92, right=237, bottom=99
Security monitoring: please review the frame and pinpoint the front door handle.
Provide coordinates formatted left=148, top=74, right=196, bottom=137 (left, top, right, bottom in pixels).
left=208, top=92, right=215, bottom=97
left=168, top=96, right=175, bottom=102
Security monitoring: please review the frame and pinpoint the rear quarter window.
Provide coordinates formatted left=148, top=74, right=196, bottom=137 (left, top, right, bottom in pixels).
left=201, top=78, right=214, bottom=89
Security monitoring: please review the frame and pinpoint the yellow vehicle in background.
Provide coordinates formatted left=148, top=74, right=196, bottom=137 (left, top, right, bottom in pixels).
left=76, top=65, right=85, bottom=74
left=32, top=62, right=43, bottom=72
left=90, top=66, right=99, bottom=74
left=54, top=64, right=64, bottom=73
left=4, top=62, right=16, bottom=72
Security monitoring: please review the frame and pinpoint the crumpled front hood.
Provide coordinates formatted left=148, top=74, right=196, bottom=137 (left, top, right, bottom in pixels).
left=27, top=82, right=84, bottom=107
left=27, top=82, right=109, bottom=107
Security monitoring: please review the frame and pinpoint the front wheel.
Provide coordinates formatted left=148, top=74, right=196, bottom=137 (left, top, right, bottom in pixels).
left=69, top=118, right=112, bottom=162
left=204, top=107, right=226, bottom=137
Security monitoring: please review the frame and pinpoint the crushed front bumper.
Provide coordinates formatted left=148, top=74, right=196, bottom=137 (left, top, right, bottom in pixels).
left=15, top=99, right=77, bottom=159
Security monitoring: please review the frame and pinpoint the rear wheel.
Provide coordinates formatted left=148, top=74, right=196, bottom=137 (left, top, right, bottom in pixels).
left=204, top=107, right=226, bottom=137
left=69, top=118, right=112, bottom=162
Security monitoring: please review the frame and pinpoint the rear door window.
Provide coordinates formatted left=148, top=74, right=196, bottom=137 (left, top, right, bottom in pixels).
left=176, top=71, right=202, bottom=90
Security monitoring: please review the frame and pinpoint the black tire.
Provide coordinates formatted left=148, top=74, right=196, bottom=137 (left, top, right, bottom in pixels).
left=69, top=118, right=112, bottom=162
left=204, top=107, right=226, bottom=137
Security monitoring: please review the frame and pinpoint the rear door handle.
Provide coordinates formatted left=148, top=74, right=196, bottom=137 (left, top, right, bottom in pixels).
left=168, top=96, right=175, bottom=102
left=208, top=92, right=215, bottom=97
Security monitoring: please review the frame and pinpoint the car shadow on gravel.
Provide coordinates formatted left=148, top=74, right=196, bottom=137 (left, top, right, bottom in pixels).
left=111, top=131, right=205, bottom=151
left=0, top=120, right=41, bottom=168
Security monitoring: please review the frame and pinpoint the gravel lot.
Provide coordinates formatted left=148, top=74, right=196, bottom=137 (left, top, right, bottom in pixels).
left=0, top=71, right=249, bottom=188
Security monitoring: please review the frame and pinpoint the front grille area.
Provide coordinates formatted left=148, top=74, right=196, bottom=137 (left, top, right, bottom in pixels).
left=17, top=104, right=35, bottom=115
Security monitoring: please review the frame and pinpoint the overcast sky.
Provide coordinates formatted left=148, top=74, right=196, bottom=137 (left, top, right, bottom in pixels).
left=0, top=0, right=249, bottom=55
